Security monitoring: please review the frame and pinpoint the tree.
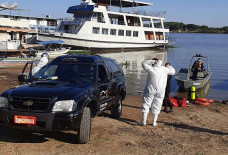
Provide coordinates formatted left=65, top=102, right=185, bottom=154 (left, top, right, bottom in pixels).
left=164, top=22, right=185, bottom=31
left=223, top=26, right=228, bottom=33
left=186, top=24, right=199, bottom=31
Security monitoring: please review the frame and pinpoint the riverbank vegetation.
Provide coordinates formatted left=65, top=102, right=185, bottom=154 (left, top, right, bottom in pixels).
left=67, top=50, right=91, bottom=55
left=164, top=22, right=228, bottom=34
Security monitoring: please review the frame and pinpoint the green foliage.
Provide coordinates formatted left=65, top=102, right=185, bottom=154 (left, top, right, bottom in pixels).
left=223, top=26, right=228, bottom=33
left=186, top=24, right=200, bottom=31
left=67, top=50, right=91, bottom=55
left=164, top=22, right=228, bottom=34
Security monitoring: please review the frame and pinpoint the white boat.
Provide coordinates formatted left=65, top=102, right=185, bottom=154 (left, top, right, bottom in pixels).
left=35, top=40, right=71, bottom=57
left=38, top=0, right=169, bottom=49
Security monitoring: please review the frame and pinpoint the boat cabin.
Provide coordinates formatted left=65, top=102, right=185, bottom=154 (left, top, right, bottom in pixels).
left=58, top=0, right=168, bottom=43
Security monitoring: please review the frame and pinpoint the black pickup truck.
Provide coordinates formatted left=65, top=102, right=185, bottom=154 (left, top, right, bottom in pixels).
left=0, top=55, right=126, bottom=144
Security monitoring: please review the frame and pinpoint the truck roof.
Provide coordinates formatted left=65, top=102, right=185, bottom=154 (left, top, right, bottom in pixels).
left=51, top=54, right=115, bottom=64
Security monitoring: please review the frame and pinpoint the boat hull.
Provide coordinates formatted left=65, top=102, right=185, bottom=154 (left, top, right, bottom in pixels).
left=38, top=33, right=168, bottom=49
left=175, top=72, right=212, bottom=91
left=36, top=48, right=70, bottom=58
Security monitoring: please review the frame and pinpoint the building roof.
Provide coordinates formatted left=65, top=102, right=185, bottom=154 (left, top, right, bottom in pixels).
left=0, top=27, right=36, bottom=33
left=92, top=0, right=152, bottom=7
left=0, top=14, right=59, bottom=21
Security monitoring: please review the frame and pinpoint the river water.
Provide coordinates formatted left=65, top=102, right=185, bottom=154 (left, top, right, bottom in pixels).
left=100, top=33, right=228, bottom=100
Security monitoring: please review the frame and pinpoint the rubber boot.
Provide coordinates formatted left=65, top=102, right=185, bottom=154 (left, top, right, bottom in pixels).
left=138, top=112, right=148, bottom=126
left=153, top=114, right=158, bottom=126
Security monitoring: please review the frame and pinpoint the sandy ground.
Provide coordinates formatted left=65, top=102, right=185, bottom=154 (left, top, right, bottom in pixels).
left=0, top=68, right=227, bottom=155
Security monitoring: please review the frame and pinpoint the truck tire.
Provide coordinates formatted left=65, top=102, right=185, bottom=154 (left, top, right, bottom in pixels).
left=77, top=107, right=91, bottom=144
left=111, top=94, right=122, bottom=118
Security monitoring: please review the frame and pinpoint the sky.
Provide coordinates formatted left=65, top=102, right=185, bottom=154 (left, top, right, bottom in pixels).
left=1, top=0, right=228, bottom=27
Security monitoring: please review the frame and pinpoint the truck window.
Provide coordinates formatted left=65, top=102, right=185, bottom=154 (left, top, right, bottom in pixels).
left=34, top=63, right=95, bottom=83
left=104, top=59, right=123, bottom=77
left=98, top=65, right=108, bottom=83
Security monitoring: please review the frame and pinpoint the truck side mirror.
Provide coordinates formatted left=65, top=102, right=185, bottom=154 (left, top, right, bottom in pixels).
left=18, top=74, right=28, bottom=83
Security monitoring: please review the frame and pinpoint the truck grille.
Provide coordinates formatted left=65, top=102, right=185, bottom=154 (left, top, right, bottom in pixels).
left=10, top=97, right=51, bottom=112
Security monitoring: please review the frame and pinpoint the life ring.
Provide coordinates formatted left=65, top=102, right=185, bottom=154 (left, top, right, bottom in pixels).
left=207, top=99, right=214, bottom=103
left=195, top=98, right=207, bottom=102
left=194, top=100, right=210, bottom=106
left=195, top=98, right=214, bottom=103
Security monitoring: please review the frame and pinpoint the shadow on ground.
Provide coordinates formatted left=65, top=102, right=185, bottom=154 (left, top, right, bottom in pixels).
left=0, top=126, right=79, bottom=144
left=159, top=121, right=228, bottom=136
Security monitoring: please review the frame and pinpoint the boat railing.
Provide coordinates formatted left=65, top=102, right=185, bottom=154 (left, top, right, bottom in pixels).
left=127, top=22, right=142, bottom=27
left=108, top=7, right=166, bottom=18
left=131, top=10, right=166, bottom=18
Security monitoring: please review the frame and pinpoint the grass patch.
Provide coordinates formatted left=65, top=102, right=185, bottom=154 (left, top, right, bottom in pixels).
left=67, top=50, right=91, bottom=55
left=166, top=45, right=178, bottom=48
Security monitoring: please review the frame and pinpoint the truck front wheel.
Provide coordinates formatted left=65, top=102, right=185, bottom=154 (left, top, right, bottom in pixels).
left=111, top=94, right=122, bottom=118
left=77, top=107, right=91, bottom=144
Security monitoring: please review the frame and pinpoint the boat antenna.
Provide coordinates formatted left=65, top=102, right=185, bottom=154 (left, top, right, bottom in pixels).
left=110, top=0, right=111, bottom=10
left=120, top=0, right=122, bottom=12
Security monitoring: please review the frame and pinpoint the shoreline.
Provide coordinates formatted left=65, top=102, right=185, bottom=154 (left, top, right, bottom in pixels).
left=170, top=31, right=228, bottom=34
left=0, top=68, right=227, bottom=103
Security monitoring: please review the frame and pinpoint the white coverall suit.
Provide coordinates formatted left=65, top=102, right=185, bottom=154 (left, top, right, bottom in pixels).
left=32, top=53, right=49, bottom=75
left=141, top=60, right=175, bottom=126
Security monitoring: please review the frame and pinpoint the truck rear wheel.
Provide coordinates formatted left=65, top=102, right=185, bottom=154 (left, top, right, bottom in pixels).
left=111, top=95, right=122, bottom=118
left=77, top=107, right=91, bottom=144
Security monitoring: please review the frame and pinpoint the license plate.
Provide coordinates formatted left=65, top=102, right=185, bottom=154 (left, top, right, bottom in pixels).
left=14, top=115, right=36, bottom=125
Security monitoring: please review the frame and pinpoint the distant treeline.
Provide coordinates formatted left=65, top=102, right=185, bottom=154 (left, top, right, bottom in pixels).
left=164, top=22, right=228, bottom=34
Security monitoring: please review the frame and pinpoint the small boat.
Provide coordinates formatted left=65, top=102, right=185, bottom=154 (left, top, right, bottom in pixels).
left=175, top=54, right=212, bottom=91
left=35, top=40, right=71, bottom=58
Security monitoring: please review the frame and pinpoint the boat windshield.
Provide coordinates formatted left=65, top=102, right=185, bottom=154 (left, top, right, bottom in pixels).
left=34, top=63, right=95, bottom=83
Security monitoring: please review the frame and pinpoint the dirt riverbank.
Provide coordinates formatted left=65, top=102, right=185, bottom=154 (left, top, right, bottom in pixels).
left=0, top=69, right=227, bottom=155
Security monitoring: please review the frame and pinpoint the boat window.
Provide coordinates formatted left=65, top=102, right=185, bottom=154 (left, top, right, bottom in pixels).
left=110, top=29, right=117, bottom=35
left=118, top=30, right=124, bottom=36
left=153, top=19, right=162, bottom=28
left=102, top=28, right=109, bottom=35
left=10, top=32, right=17, bottom=40
left=92, top=12, right=105, bottom=23
left=108, top=14, right=125, bottom=25
left=126, top=16, right=141, bottom=27
left=133, top=31, right=139, bottom=37
left=142, top=18, right=152, bottom=28
left=92, top=27, right=100, bottom=34
left=155, top=32, right=164, bottom=40
left=47, top=20, right=57, bottom=26
left=126, top=30, right=132, bottom=37
left=74, top=13, right=92, bottom=21
left=145, top=31, right=155, bottom=40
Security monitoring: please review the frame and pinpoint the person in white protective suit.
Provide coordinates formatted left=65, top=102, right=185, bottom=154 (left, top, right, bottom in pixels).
left=140, top=58, right=175, bottom=126
left=32, top=52, right=50, bottom=75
